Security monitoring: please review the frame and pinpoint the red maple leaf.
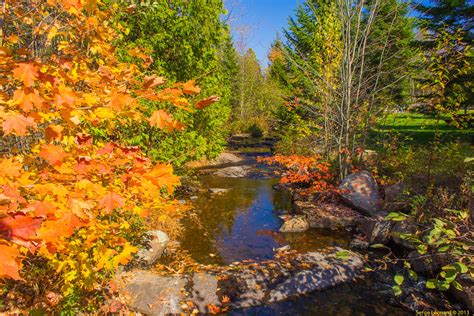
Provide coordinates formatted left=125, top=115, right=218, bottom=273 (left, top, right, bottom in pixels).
left=0, top=214, right=42, bottom=241
left=195, top=95, right=220, bottom=109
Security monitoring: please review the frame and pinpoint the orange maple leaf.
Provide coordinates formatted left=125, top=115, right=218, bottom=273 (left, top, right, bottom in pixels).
left=221, top=295, right=231, bottom=304
left=0, top=158, right=23, bottom=178
left=148, top=110, right=173, bottom=130
left=110, top=91, right=135, bottom=111
left=54, top=86, right=76, bottom=109
left=12, top=63, right=38, bottom=87
left=37, top=213, right=84, bottom=245
left=100, top=191, right=125, bottom=213
left=0, top=244, right=23, bottom=280
left=143, top=75, right=165, bottom=89
left=45, top=124, right=64, bottom=142
left=0, top=214, right=42, bottom=242
left=2, top=114, right=37, bottom=135
left=182, top=80, right=201, bottom=95
left=13, top=89, right=44, bottom=112
left=39, top=144, right=68, bottom=166
left=30, top=200, right=58, bottom=218
left=195, top=95, right=220, bottom=110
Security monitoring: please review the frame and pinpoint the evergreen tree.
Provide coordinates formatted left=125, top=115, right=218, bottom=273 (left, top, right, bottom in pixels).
left=364, top=0, right=416, bottom=110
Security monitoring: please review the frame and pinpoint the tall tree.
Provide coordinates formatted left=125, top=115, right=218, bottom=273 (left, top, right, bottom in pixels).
left=231, top=48, right=283, bottom=134
left=274, top=0, right=417, bottom=177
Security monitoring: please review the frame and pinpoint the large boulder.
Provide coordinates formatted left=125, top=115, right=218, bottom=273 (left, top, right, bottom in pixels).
left=293, top=200, right=365, bottom=230
left=358, top=218, right=394, bottom=244
left=339, top=171, right=382, bottom=217
left=279, top=215, right=310, bottom=232
left=136, top=230, right=169, bottom=267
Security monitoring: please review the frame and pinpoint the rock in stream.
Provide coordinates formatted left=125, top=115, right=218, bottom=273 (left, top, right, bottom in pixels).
left=117, top=247, right=364, bottom=315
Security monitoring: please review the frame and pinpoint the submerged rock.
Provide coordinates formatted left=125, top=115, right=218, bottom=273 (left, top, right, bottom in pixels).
left=136, top=230, right=169, bottom=267
left=119, top=248, right=364, bottom=315
left=208, top=188, right=229, bottom=194
left=279, top=215, right=310, bottom=232
left=339, top=171, right=382, bottom=217
left=213, top=165, right=253, bottom=178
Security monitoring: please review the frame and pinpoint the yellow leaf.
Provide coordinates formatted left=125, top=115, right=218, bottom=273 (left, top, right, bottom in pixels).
left=113, top=242, right=138, bottom=268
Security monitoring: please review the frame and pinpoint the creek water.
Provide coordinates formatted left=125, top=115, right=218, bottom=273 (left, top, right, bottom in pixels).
left=179, top=138, right=409, bottom=315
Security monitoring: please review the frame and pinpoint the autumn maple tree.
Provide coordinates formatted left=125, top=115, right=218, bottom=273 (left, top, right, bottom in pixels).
left=0, top=0, right=218, bottom=310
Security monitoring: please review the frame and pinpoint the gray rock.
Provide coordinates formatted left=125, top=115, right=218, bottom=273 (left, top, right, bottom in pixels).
left=408, top=251, right=450, bottom=273
left=339, top=171, right=382, bottom=217
left=213, top=165, right=252, bottom=178
left=391, top=219, right=417, bottom=249
left=213, top=152, right=244, bottom=165
left=136, top=230, right=169, bottom=267
left=208, top=188, right=229, bottom=194
left=369, top=219, right=394, bottom=244
left=361, top=150, right=378, bottom=166
left=349, top=237, right=369, bottom=250
left=189, top=273, right=220, bottom=311
left=358, top=217, right=393, bottom=244
left=225, top=248, right=364, bottom=308
left=279, top=216, right=310, bottom=232
left=274, top=245, right=291, bottom=252
left=122, top=271, right=186, bottom=315
left=267, top=253, right=363, bottom=302
left=120, top=249, right=364, bottom=313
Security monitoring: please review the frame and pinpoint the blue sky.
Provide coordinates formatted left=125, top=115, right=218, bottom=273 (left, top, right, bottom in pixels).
left=224, top=0, right=301, bottom=66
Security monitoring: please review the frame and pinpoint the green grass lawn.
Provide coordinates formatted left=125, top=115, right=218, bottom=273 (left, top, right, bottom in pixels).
left=371, top=112, right=474, bottom=144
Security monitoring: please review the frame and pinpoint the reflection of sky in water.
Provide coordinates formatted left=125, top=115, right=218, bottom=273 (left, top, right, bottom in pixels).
left=216, top=183, right=282, bottom=263
left=180, top=176, right=351, bottom=265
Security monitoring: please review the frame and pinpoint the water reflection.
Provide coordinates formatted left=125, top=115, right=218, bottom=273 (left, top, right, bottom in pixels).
left=180, top=175, right=351, bottom=265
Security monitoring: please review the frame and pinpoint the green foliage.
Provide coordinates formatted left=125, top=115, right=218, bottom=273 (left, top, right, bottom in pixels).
left=375, top=139, right=472, bottom=191
left=395, top=207, right=472, bottom=293
left=417, top=28, right=472, bottom=123
left=114, top=0, right=238, bottom=165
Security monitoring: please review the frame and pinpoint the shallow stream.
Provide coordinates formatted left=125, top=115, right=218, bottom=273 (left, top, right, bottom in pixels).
left=179, top=137, right=409, bottom=315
